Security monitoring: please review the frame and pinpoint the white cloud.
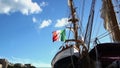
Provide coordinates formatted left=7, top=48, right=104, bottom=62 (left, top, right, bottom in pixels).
left=40, top=1, right=48, bottom=7
left=55, top=18, right=69, bottom=27
left=39, top=19, right=52, bottom=28
left=32, top=17, right=37, bottom=23
left=0, top=0, right=42, bottom=15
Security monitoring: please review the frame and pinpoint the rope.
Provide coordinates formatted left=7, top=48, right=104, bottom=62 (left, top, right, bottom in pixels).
left=79, top=0, right=86, bottom=36
left=95, top=20, right=102, bottom=37
left=92, top=2, right=102, bottom=37
left=99, top=22, right=120, bottom=39
left=91, top=22, right=120, bottom=42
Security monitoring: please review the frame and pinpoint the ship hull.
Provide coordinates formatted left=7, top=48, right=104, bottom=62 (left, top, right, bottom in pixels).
left=89, top=43, right=120, bottom=68
left=51, top=46, right=79, bottom=68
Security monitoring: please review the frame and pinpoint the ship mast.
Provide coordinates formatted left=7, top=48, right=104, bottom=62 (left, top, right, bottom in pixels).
left=101, top=0, right=120, bottom=42
left=67, top=0, right=79, bottom=48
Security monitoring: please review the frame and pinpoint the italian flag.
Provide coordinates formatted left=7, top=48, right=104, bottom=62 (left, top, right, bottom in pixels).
left=52, top=29, right=66, bottom=42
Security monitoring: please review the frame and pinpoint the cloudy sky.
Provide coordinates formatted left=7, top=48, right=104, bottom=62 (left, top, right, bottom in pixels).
left=0, top=0, right=112, bottom=67
left=0, top=0, right=72, bottom=67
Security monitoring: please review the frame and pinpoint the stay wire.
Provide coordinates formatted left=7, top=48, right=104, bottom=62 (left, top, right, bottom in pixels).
left=91, top=22, right=120, bottom=42
left=79, top=0, right=86, bottom=36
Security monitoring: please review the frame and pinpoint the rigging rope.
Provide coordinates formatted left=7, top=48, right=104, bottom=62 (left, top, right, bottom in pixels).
left=91, top=22, right=120, bottom=42
left=84, top=0, right=96, bottom=51
left=79, top=0, right=86, bottom=36
left=92, top=0, right=102, bottom=37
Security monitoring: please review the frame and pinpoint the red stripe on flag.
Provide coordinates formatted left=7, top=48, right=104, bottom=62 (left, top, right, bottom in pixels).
left=53, top=31, right=58, bottom=42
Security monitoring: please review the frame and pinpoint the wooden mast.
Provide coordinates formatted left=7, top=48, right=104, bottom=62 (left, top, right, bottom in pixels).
left=68, top=0, right=79, bottom=48
left=101, top=0, right=120, bottom=42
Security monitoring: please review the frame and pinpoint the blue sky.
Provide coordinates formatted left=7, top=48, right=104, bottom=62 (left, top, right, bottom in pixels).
left=0, top=0, right=114, bottom=67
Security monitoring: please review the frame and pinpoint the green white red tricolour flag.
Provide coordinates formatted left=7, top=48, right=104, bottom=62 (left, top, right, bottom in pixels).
left=52, top=29, right=66, bottom=42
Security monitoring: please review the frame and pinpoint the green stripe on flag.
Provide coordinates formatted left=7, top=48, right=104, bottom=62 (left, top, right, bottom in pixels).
left=60, top=29, right=66, bottom=41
